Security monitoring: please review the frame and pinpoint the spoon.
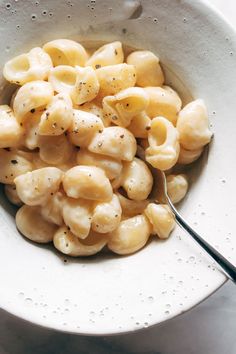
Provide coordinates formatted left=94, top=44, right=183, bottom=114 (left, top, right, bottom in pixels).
left=137, top=146, right=236, bottom=282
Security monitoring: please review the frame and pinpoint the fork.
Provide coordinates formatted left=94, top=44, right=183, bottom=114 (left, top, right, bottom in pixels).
left=138, top=147, right=236, bottom=282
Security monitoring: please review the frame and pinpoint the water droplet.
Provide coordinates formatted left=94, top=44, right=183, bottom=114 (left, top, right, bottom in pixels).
left=34, top=302, right=38, bottom=306
left=179, top=303, right=183, bottom=306
left=201, top=211, right=205, bottom=216
left=148, top=313, right=152, bottom=317
left=49, top=12, right=53, bottom=17
left=90, top=311, right=95, bottom=317
left=25, top=298, right=33, bottom=305
left=67, top=15, right=71, bottom=19
left=18, top=292, right=24, bottom=298
left=153, top=18, right=158, bottom=23
left=64, top=308, right=69, bottom=312
left=183, top=17, right=187, bottom=23
left=174, top=251, right=179, bottom=255
left=177, top=258, right=182, bottom=263
left=147, top=296, right=154, bottom=303
left=63, top=322, right=67, bottom=326
left=42, top=10, right=47, bottom=15
left=130, top=316, right=134, bottom=319
left=35, top=1, right=39, bottom=5
left=165, top=310, right=170, bottom=315
left=6, top=3, right=12, bottom=9
left=178, top=280, right=183, bottom=285
left=43, top=315, right=47, bottom=319
left=221, top=179, right=226, bottom=183
left=165, top=304, right=171, bottom=308
left=31, top=14, right=37, bottom=20
left=189, top=256, right=195, bottom=262
left=135, top=321, right=140, bottom=326
left=6, top=46, right=10, bottom=52
left=144, top=322, right=149, bottom=328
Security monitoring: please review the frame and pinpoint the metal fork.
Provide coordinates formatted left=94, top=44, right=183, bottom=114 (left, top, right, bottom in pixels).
left=138, top=147, right=236, bottom=282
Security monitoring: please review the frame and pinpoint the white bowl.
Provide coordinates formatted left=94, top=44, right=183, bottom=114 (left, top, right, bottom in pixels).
left=0, top=0, right=236, bottom=335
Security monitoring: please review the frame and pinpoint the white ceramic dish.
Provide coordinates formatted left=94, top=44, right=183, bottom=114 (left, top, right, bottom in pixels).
left=0, top=0, right=236, bottom=335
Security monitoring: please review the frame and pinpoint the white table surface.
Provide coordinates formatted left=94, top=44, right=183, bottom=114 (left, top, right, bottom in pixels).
left=1, top=1, right=236, bottom=353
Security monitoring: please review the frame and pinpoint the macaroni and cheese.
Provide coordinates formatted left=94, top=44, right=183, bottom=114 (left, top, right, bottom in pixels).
left=0, top=40, right=212, bottom=256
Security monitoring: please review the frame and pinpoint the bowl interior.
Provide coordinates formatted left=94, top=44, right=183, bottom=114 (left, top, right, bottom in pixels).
left=0, top=0, right=236, bottom=335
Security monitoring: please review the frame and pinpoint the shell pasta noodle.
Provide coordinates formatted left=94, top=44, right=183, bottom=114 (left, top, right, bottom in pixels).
left=0, top=39, right=213, bottom=257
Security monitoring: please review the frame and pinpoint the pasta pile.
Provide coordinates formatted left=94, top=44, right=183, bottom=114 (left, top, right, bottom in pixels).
left=0, top=40, right=212, bottom=256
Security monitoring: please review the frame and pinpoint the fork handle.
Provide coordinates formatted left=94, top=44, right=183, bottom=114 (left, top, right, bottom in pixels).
left=168, top=199, right=236, bottom=283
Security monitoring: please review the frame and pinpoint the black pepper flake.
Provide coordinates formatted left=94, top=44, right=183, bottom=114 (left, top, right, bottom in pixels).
left=145, top=126, right=151, bottom=131
left=10, top=174, right=13, bottom=177
left=64, top=132, right=68, bottom=136
left=122, top=28, right=127, bottom=34
left=112, top=115, right=118, bottom=121
left=76, top=146, right=80, bottom=150
left=7, top=110, right=12, bottom=114
left=112, top=77, right=116, bottom=81
left=50, top=193, right=54, bottom=196
left=63, top=259, right=68, bottom=263
left=115, top=214, right=118, bottom=218
left=52, top=123, right=57, bottom=128
left=95, top=64, right=101, bottom=69
left=16, top=81, right=20, bottom=84
left=11, top=159, right=18, bottom=164
left=61, top=127, right=65, bottom=130
left=98, top=142, right=103, bottom=147
left=67, top=226, right=71, bottom=231
left=4, top=148, right=11, bottom=151
left=120, top=134, right=124, bottom=138
left=30, top=108, right=35, bottom=113
left=20, top=123, right=23, bottom=126
left=64, top=231, right=67, bottom=235
left=98, top=129, right=103, bottom=133
left=126, top=103, right=129, bottom=107
left=114, top=49, right=118, bottom=55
